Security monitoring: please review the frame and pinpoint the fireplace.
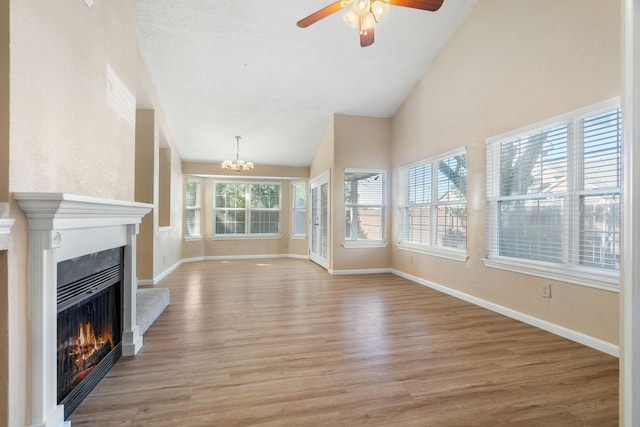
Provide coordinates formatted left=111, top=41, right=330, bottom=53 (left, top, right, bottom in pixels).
left=14, top=193, right=152, bottom=427
left=56, top=247, right=124, bottom=418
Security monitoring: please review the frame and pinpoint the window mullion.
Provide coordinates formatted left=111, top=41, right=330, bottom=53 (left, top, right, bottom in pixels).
left=567, top=119, right=583, bottom=265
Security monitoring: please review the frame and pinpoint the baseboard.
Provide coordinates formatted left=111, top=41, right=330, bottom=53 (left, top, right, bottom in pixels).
left=141, top=254, right=308, bottom=284
left=391, top=269, right=620, bottom=358
left=154, top=259, right=183, bottom=284
left=182, top=256, right=205, bottom=264
left=203, top=254, right=291, bottom=261
left=330, top=268, right=392, bottom=275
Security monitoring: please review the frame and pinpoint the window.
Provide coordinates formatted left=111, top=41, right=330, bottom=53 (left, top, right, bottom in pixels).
left=397, top=149, right=467, bottom=261
left=292, top=182, right=307, bottom=237
left=184, top=179, right=201, bottom=239
left=485, top=100, right=621, bottom=290
left=344, top=170, right=386, bottom=247
left=214, top=182, right=281, bottom=237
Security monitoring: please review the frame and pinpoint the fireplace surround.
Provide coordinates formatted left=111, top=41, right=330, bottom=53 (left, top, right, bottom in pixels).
left=14, top=193, right=152, bottom=427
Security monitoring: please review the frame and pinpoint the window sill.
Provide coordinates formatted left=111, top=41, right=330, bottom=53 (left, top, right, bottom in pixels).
left=158, top=226, right=171, bottom=232
left=292, top=235, right=307, bottom=240
left=342, top=240, right=388, bottom=249
left=184, top=236, right=202, bottom=242
left=211, top=234, right=283, bottom=241
left=482, top=255, right=619, bottom=292
left=397, top=242, right=468, bottom=262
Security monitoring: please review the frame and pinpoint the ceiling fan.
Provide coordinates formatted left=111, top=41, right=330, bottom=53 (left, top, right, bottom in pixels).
left=297, top=0, right=444, bottom=47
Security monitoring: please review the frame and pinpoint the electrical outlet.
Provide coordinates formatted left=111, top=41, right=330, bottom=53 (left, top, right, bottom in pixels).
left=409, top=255, right=414, bottom=264
left=163, top=255, right=166, bottom=265
left=540, top=283, right=551, bottom=298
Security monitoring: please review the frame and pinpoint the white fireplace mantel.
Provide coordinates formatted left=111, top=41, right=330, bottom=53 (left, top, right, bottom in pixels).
left=14, top=193, right=153, bottom=427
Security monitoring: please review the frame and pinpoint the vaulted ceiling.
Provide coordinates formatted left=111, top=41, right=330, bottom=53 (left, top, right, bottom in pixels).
left=136, top=0, right=476, bottom=167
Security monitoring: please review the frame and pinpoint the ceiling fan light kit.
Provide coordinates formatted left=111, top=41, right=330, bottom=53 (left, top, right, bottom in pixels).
left=297, top=0, right=444, bottom=47
left=222, top=136, right=254, bottom=172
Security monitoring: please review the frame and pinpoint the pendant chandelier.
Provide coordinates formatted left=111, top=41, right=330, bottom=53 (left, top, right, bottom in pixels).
left=221, top=136, right=254, bottom=172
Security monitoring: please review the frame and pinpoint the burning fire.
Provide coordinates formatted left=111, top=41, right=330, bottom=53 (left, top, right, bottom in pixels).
left=75, top=322, right=111, bottom=362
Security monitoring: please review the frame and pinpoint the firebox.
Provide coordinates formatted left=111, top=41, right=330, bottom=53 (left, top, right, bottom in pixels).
left=57, top=247, right=124, bottom=418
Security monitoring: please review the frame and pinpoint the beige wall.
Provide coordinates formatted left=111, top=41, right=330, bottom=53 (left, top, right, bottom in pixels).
left=182, top=162, right=310, bottom=261
left=0, top=0, right=8, bottom=424
left=154, top=143, right=183, bottom=277
left=332, top=114, right=391, bottom=271
left=183, top=176, right=307, bottom=259
left=182, top=161, right=309, bottom=179
left=135, top=109, right=155, bottom=280
left=136, top=53, right=184, bottom=282
left=158, top=146, right=171, bottom=227
left=390, top=0, right=621, bottom=345
left=6, top=2, right=137, bottom=425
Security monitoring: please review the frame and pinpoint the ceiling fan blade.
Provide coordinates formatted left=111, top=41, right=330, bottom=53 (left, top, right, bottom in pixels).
left=388, top=0, right=444, bottom=11
left=360, top=26, right=375, bottom=47
left=297, top=2, right=344, bottom=28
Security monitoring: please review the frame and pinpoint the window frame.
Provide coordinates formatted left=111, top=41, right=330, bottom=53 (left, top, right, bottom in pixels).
left=291, top=181, right=307, bottom=239
left=212, top=180, right=282, bottom=239
left=484, top=98, right=621, bottom=291
left=184, top=178, right=201, bottom=240
left=343, top=168, right=387, bottom=249
left=397, top=148, right=468, bottom=262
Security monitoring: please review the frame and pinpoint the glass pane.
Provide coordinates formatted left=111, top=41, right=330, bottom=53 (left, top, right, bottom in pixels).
left=185, top=208, right=199, bottom=237
left=344, top=172, right=383, bottom=205
left=436, top=204, right=466, bottom=249
left=345, top=207, right=382, bottom=240
left=251, top=184, right=280, bottom=209
left=215, top=210, right=245, bottom=234
left=438, top=155, right=467, bottom=202
left=250, top=210, right=279, bottom=234
left=407, top=206, right=429, bottom=244
left=580, top=194, right=620, bottom=270
left=294, top=183, right=307, bottom=208
left=583, top=109, right=622, bottom=190
left=500, top=125, right=567, bottom=196
left=294, top=209, right=306, bottom=235
left=409, top=163, right=431, bottom=205
left=498, top=198, right=563, bottom=262
left=185, top=180, right=199, bottom=208
left=215, top=183, right=246, bottom=208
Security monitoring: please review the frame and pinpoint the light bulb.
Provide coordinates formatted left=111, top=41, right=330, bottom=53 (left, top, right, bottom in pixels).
left=371, top=0, right=389, bottom=20
left=343, top=10, right=359, bottom=28
left=360, top=13, right=377, bottom=31
left=352, top=0, right=370, bottom=17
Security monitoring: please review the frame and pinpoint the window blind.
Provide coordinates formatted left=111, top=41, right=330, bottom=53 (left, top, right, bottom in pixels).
left=398, top=150, right=467, bottom=252
left=486, top=105, right=621, bottom=274
left=344, top=171, right=385, bottom=241
left=184, top=179, right=201, bottom=238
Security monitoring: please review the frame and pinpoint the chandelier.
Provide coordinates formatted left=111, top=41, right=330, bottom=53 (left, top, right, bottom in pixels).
left=341, top=0, right=390, bottom=38
left=221, top=136, right=254, bottom=172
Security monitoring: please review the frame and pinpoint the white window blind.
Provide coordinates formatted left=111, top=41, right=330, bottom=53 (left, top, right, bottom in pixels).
left=398, top=149, right=467, bottom=257
left=292, top=182, right=307, bottom=237
left=344, top=170, right=385, bottom=242
left=214, top=182, right=281, bottom=236
left=486, top=101, right=621, bottom=288
left=184, top=179, right=201, bottom=238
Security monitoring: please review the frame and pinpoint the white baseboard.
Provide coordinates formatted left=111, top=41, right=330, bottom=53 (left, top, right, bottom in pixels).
left=182, top=256, right=205, bottom=264
left=144, top=254, right=308, bottom=284
left=391, top=269, right=619, bottom=357
left=330, top=268, right=392, bottom=275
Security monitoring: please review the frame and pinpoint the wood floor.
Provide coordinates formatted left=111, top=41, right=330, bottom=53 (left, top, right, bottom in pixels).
left=69, top=258, right=619, bottom=426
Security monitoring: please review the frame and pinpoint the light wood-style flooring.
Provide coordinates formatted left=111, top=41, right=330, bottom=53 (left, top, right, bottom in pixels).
left=70, top=258, right=618, bottom=426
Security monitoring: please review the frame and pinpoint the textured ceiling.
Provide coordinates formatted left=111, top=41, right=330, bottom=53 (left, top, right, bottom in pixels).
left=136, top=0, right=476, bottom=167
